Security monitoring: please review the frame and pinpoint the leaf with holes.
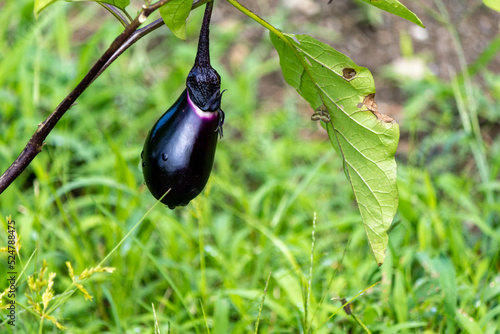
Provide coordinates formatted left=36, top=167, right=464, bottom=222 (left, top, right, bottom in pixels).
left=358, top=0, right=424, bottom=28
left=271, top=32, right=399, bottom=266
left=159, top=0, right=194, bottom=40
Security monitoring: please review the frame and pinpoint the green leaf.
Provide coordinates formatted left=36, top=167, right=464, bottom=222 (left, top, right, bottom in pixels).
left=483, top=0, right=500, bottom=12
left=457, top=310, right=483, bottom=334
left=34, top=0, right=131, bottom=16
left=97, top=0, right=130, bottom=11
left=34, top=0, right=58, bottom=16
left=358, top=0, right=425, bottom=28
left=431, top=256, right=457, bottom=332
left=271, top=33, right=399, bottom=266
left=212, top=299, right=230, bottom=334
left=159, top=0, right=194, bottom=40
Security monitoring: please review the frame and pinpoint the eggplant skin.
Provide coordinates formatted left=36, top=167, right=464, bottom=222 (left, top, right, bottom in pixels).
left=142, top=89, right=220, bottom=209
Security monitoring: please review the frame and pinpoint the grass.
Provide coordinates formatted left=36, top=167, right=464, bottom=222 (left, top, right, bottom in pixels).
left=1, top=0, right=500, bottom=333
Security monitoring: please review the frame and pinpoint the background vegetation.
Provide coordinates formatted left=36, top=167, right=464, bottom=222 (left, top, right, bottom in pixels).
left=1, top=0, right=499, bottom=333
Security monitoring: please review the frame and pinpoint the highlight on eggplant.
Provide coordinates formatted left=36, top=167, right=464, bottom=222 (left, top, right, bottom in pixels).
left=141, top=1, right=225, bottom=209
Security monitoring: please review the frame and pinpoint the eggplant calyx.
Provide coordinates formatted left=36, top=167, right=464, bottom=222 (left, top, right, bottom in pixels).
left=214, top=89, right=226, bottom=139
left=216, top=107, right=225, bottom=139
left=186, top=1, right=221, bottom=114
left=186, top=67, right=221, bottom=111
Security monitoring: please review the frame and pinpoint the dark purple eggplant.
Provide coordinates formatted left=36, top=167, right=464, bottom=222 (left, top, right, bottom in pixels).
left=141, top=2, right=224, bottom=209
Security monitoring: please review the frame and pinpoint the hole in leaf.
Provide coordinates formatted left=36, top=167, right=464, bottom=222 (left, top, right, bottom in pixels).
left=363, top=94, right=394, bottom=123
left=342, top=68, right=356, bottom=79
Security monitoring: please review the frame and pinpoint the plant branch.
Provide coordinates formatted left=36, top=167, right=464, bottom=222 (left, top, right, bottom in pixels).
left=99, top=3, right=131, bottom=28
left=0, top=0, right=208, bottom=195
left=95, top=18, right=164, bottom=80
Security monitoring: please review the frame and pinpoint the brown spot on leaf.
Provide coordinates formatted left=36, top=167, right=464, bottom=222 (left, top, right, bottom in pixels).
left=363, top=94, right=394, bottom=123
left=342, top=68, right=356, bottom=79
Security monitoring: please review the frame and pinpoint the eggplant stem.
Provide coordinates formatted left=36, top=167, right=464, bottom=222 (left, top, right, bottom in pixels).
left=194, top=1, right=214, bottom=67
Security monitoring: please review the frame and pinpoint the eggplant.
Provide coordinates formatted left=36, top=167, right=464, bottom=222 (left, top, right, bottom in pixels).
left=141, top=2, right=224, bottom=209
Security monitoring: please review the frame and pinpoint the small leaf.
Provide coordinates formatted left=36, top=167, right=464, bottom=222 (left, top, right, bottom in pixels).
left=34, top=0, right=58, bottom=16
left=483, top=0, right=500, bottom=12
left=72, top=0, right=131, bottom=11
left=358, top=0, right=425, bottom=28
left=98, top=0, right=130, bottom=11
left=35, top=0, right=131, bottom=16
left=159, top=0, right=194, bottom=40
left=271, top=33, right=399, bottom=265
